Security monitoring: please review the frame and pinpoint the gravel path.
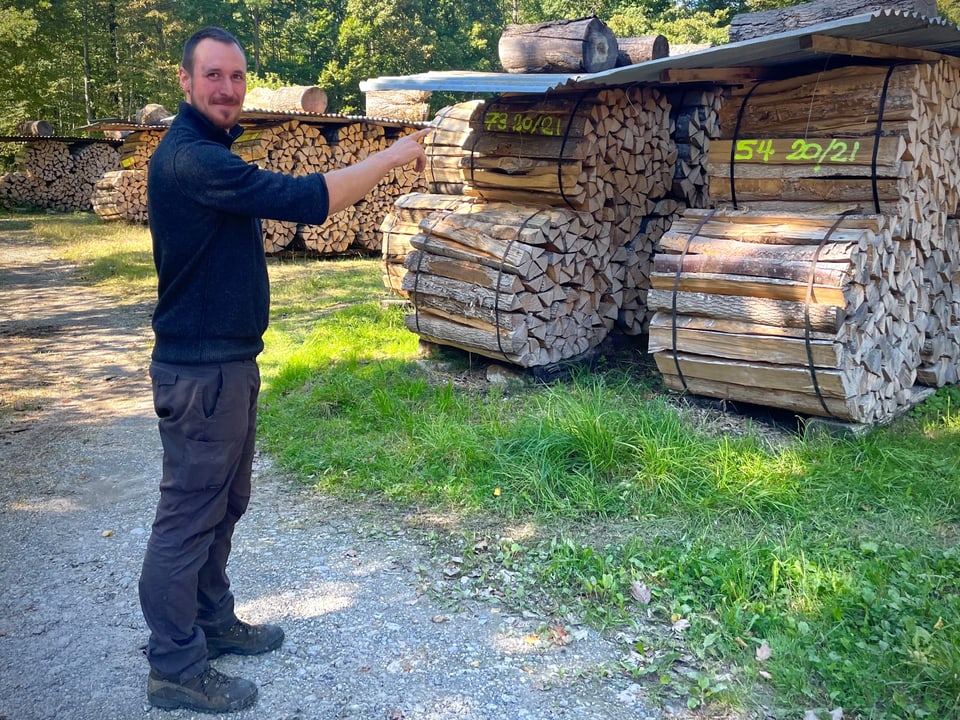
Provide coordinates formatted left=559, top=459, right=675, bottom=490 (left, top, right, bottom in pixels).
left=0, top=232, right=663, bottom=720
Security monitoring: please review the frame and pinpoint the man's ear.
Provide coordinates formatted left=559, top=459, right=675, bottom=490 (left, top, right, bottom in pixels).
left=178, top=67, right=191, bottom=100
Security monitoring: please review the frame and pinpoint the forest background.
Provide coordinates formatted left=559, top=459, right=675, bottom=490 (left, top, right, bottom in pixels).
left=2, top=0, right=959, bottom=147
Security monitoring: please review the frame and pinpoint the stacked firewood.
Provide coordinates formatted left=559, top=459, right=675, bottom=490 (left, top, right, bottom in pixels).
left=651, top=58, right=960, bottom=421
left=92, top=169, right=149, bottom=223
left=648, top=210, right=923, bottom=423
left=232, top=119, right=426, bottom=254
left=918, top=219, right=960, bottom=386
left=710, top=62, right=960, bottom=235
left=386, top=85, right=701, bottom=365
left=401, top=198, right=616, bottom=367
left=92, top=130, right=163, bottom=223
left=0, top=141, right=118, bottom=212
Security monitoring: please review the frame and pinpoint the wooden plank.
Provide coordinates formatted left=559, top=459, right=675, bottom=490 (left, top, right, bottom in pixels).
left=799, top=34, right=955, bottom=64
left=653, top=351, right=855, bottom=398
left=647, top=325, right=843, bottom=367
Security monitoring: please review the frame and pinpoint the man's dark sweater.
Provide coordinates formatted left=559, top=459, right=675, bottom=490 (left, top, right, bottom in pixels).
left=148, top=101, right=330, bottom=364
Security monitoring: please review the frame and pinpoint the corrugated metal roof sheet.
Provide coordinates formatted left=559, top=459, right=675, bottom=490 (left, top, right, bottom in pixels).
left=0, top=135, right=123, bottom=146
left=78, top=110, right=425, bottom=134
left=359, top=10, right=960, bottom=95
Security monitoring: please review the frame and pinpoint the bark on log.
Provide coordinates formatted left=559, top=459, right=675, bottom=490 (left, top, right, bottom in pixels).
left=498, top=16, right=618, bottom=73
left=616, top=35, right=669, bottom=66
left=244, top=85, right=329, bottom=114
left=17, top=121, right=54, bottom=137
left=728, top=0, right=940, bottom=42
left=135, top=104, right=172, bottom=125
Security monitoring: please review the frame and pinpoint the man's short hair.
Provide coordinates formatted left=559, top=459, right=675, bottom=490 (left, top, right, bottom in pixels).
left=182, top=27, right=244, bottom=73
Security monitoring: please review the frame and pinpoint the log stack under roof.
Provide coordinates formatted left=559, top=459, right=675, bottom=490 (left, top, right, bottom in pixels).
left=651, top=58, right=960, bottom=422
left=383, top=83, right=727, bottom=366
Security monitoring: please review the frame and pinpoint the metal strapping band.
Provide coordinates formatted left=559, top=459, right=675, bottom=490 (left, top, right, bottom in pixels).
left=872, top=65, right=900, bottom=215
left=804, top=211, right=854, bottom=418
left=469, top=95, right=499, bottom=191
left=558, top=91, right=592, bottom=211
left=671, top=209, right=718, bottom=391
left=730, top=82, right=763, bottom=211
left=494, top=208, right=549, bottom=362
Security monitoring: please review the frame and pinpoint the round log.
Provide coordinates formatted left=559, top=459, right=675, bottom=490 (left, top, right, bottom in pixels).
left=17, top=121, right=54, bottom=137
left=615, top=35, right=669, bottom=67
left=498, top=16, right=618, bottom=74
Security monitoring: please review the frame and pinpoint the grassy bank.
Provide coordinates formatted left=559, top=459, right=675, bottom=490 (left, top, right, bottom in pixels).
left=9, top=212, right=960, bottom=718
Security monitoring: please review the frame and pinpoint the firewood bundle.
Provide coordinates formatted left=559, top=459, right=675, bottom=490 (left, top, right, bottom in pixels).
left=647, top=209, right=924, bottom=423
left=1, top=140, right=119, bottom=212
left=92, top=169, right=148, bottom=223
left=710, top=61, right=960, bottom=238
left=400, top=198, right=616, bottom=367
left=458, top=88, right=673, bottom=214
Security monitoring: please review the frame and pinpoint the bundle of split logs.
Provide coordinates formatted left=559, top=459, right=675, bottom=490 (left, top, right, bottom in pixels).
left=648, top=210, right=923, bottom=423
left=400, top=196, right=617, bottom=367
left=383, top=84, right=726, bottom=366
left=0, top=141, right=118, bottom=212
left=653, top=58, right=960, bottom=421
left=93, top=130, right=163, bottom=223
left=232, top=119, right=426, bottom=254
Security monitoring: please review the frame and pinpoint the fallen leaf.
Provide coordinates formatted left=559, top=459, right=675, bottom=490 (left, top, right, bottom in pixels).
left=493, top=487, right=501, bottom=497
left=547, top=625, right=571, bottom=645
left=758, top=670, right=772, bottom=680
left=934, top=616, right=944, bottom=630
left=630, top=580, right=651, bottom=605
left=734, top=636, right=748, bottom=649
left=431, top=614, right=449, bottom=624
left=672, top=617, right=690, bottom=632
left=756, top=640, right=772, bottom=662
left=524, top=633, right=540, bottom=644
left=101, top=529, right=114, bottom=538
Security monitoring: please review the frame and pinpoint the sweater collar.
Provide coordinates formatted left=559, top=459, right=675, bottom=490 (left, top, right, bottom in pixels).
left=176, top=101, right=245, bottom=146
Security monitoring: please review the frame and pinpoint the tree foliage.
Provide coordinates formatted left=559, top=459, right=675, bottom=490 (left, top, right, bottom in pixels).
left=0, top=0, right=956, bottom=134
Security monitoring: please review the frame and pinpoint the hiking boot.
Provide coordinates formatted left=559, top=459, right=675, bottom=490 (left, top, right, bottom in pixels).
left=205, top=620, right=284, bottom=659
left=147, top=667, right=258, bottom=713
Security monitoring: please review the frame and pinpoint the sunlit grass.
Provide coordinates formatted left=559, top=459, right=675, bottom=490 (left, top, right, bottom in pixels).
left=10, top=211, right=960, bottom=718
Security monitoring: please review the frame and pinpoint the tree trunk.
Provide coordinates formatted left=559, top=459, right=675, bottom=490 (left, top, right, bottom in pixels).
left=729, top=0, right=939, bottom=42
left=498, top=16, right=618, bottom=73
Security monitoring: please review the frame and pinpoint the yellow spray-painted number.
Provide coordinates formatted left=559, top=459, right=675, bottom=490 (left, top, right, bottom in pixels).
left=734, top=138, right=862, bottom=172
left=484, top=111, right=566, bottom=137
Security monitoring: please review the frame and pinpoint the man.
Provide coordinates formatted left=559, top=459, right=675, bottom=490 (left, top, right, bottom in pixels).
left=139, top=26, right=428, bottom=713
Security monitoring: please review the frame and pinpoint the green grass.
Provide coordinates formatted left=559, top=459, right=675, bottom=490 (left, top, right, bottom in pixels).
left=11, top=212, right=960, bottom=719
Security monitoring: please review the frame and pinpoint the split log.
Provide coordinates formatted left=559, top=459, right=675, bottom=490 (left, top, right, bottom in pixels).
left=729, top=0, right=940, bottom=42
left=498, top=16, right=618, bottom=73
left=616, top=35, right=669, bottom=66
left=244, top=85, right=328, bottom=114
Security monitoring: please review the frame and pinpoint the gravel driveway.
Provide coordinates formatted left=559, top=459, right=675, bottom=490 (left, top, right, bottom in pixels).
left=0, top=229, right=665, bottom=720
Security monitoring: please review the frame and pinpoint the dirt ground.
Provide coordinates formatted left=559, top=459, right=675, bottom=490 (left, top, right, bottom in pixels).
left=1, top=224, right=733, bottom=720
